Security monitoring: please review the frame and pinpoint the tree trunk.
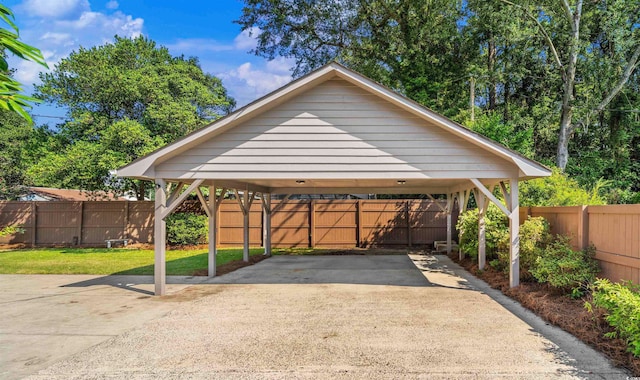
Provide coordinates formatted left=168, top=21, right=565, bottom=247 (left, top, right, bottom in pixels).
left=555, top=0, right=582, bottom=171
left=488, top=35, right=497, bottom=110
left=137, top=181, right=146, bottom=200
left=556, top=105, right=573, bottom=171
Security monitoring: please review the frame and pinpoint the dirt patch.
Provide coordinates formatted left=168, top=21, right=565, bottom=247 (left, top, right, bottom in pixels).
left=450, top=253, right=640, bottom=376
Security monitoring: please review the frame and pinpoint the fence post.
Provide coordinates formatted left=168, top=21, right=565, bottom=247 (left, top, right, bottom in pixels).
left=76, top=201, right=83, bottom=245
left=309, top=200, right=315, bottom=248
left=357, top=200, right=363, bottom=247
left=123, top=201, right=129, bottom=240
left=578, top=205, right=588, bottom=250
left=31, top=201, right=36, bottom=247
left=406, top=200, right=412, bottom=247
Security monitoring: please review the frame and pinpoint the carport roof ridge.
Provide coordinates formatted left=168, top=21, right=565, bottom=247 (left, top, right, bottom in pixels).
left=117, top=62, right=551, bottom=184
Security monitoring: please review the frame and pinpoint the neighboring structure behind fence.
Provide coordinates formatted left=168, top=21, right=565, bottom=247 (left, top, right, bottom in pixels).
left=0, top=199, right=455, bottom=249
left=522, top=205, right=640, bottom=285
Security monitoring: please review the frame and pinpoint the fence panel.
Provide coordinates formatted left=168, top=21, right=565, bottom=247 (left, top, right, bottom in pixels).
left=36, top=202, right=81, bottom=245
left=360, top=200, right=409, bottom=246
left=410, top=200, right=452, bottom=245
left=218, top=201, right=262, bottom=247
left=0, top=202, right=33, bottom=244
left=270, top=200, right=310, bottom=247
left=588, top=205, right=640, bottom=284
left=127, top=202, right=154, bottom=243
left=314, top=200, right=357, bottom=248
left=82, top=202, right=126, bottom=244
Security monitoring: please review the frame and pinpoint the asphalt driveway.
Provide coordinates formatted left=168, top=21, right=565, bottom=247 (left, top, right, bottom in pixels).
left=1, top=254, right=631, bottom=379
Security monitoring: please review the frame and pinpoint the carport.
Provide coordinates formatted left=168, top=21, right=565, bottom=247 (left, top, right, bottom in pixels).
left=117, top=62, right=551, bottom=295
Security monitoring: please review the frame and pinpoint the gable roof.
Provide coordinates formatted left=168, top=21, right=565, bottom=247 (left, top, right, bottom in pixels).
left=117, top=62, right=550, bottom=193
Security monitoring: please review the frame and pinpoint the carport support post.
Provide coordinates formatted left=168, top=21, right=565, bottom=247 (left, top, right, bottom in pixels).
left=154, top=179, right=167, bottom=296
left=242, top=191, right=251, bottom=262
left=262, top=193, right=272, bottom=256
left=509, top=179, right=520, bottom=287
left=477, top=191, right=487, bottom=270
left=208, top=185, right=217, bottom=277
left=446, top=194, right=453, bottom=255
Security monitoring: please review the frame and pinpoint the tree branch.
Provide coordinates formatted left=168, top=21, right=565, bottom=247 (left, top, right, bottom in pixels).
left=499, top=0, right=564, bottom=71
left=594, top=44, right=640, bottom=113
left=561, top=0, right=575, bottom=32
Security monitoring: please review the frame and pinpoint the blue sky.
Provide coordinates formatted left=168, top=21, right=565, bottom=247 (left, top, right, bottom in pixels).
left=4, top=0, right=294, bottom=125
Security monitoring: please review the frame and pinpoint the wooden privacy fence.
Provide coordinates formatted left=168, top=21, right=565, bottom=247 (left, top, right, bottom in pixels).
left=0, top=199, right=455, bottom=248
left=521, top=205, right=640, bottom=285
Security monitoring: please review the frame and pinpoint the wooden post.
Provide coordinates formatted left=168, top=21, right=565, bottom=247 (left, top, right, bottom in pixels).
left=76, top=202, right=83, bottom=246
left=357, top=200, right=363, bottom=247
left=31, top=201, right=36, bottom=247
left=309, top=200, right=316, bottom=248
left=477, top=192, right=487, bottom=270
left=578, top=205, right=588, bottom=251
left=154, top=179, right=167, bottom=296
left=208, top=184, right=217, bottom=277
left=446, top=194, right=453, bottom=255
left=406, top=200, right=412, bottom=247
left=123, top=201, right=130, bottom=240
left=509, top=179, right=520, bottom=288
left=243, top=191, right=250, bottom=262
left=263, top=193, right=272, bottom=255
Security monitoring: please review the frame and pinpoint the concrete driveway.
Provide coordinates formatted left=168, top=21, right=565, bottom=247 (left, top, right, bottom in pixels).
left=2, top=254, right=630, bottom=379
left=0, top=274, right=204, bottom=380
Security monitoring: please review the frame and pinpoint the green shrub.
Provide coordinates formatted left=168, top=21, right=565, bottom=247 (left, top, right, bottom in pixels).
left=587, top=279, right=640, bottom=357
left=0, top=225, right=25, bottom=237
left=520, top=168, right=607, bottom=206
left=531, top=237, right=599, bottom=297
left=458, top=208, right=551, bottom=279
left=166, top=213, right=208, bottom=246
left=496, top=216, right=551, bottom=278
left=456, top=204, right=508, bottom=260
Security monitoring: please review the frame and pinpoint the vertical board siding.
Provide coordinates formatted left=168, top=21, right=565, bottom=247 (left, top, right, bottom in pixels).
left=314, top=201, right=357, bottom=247
left=270, top=201, right=310, bottom=247
left=217, top=202, right=262, bottom=247
left=588, top=205, right=640, bottom=285
left=36, top=202, right=81, bottom=245
left=0, top=202, right=33, bottom=244
left=82, top=202, right=126, bottom=244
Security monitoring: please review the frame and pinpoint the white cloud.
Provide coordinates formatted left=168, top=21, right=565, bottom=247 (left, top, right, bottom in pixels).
left=8, top=2, right=144, bottom=87
left=55, top=11, right=143, bottom=37
left=266, top=56, right=295, bottom=75
left=105, top=0, right=118, bottom=9
left=40, top=32, right=74, bottom=46
left=219, top=60, right=293, bottom=107
left=21, top=0, right=90, bottom=19
left=165, top=38, right=234, bottom=54
left=233, top=27, right=260, bottom=51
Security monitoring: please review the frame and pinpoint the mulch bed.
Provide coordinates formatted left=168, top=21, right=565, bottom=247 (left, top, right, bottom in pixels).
left=450, top=253, right=640, bottom=376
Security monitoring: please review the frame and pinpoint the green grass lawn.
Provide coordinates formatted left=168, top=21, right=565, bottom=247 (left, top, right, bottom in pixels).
left=0, top=247, right=269, bottom=276
left=0, top=246, right=407, bottom=276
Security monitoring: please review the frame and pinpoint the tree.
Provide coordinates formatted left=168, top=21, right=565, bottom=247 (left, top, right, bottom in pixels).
left=499, top=0, right=640, bottom=171
left=0, top=110, right=53, bottom=199
left=238, top=0, right=473, bottom=116
left=32, top=36, right=235, bottom=199
left=0, top=4, right=47, bottom=124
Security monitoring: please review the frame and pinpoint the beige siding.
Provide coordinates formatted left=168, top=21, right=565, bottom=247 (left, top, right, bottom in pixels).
left=156, top=78, right=516, bottom=180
